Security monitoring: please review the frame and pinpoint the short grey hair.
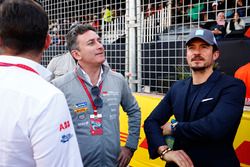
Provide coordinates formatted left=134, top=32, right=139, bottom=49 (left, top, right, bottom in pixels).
left=66, top=24, right=97, bottom=51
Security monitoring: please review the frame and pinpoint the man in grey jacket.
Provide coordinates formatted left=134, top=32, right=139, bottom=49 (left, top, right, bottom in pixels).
left=52, top=24, right=141, bottom=167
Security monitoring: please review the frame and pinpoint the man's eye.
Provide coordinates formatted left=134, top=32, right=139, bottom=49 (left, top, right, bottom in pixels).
left=201, top=45, right=209, bottom=48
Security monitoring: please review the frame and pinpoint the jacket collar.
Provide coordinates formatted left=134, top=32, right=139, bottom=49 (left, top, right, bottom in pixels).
left=189, top=70, right=221, bottom=120
left=177, top=70, right=221, bottom=121
left=74, top=63, right=110, bottom=86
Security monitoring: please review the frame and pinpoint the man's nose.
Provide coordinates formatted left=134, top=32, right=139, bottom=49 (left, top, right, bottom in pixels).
left=97, top=41, right=104, bottom=50
left=192, top=48, right=201, bottom=55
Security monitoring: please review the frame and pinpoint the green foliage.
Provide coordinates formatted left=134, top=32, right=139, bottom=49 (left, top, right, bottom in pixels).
left=176, top=66, right=191, bottom=80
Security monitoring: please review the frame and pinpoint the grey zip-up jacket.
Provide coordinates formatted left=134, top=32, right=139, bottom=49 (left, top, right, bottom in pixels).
left=52, top=64, right=141, bottom=167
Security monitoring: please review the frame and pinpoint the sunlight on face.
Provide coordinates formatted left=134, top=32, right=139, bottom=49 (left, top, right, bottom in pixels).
left=75, top=30, right=105, bottom=66
left=186, top=38, right=218, bottom=72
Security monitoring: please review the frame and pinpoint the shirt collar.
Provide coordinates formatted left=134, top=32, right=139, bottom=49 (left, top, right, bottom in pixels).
left=80, top=66, right=103, bottom=86
left=0, top=55, right=52, bottom=81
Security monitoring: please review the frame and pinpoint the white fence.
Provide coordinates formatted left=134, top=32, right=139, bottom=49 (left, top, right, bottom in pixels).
left=40, top=0, right=250, bottom=94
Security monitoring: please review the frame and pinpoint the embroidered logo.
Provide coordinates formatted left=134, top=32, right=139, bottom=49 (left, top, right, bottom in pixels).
left=59, top=120, right=70, bottom=131
left=60, top=133, right=73, bottom=143
left=73, top=102, right=88, bottom=113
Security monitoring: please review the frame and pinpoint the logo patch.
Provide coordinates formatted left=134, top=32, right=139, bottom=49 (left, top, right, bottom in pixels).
left=75, top=102, right=87, bottom=108
left=195, top=29, right=204, bottom=36
left=59, top=120, right=70, bottom=131
left=78, top=113, right=86, bottom=120
left=73, top=102, right=88, bottom=113
left=60, top=133, right=73, bottom=143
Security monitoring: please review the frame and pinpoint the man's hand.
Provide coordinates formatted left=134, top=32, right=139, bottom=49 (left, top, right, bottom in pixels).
left=161, top=122, right=172, bottom=135
left=118, top=146, right=133, bottom=167
left=162, top=150, right=194, bottom=167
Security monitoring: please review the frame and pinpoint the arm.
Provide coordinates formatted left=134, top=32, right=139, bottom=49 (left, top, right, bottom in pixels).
left=238, top=19, right=245, bottom=29
left=144, top=90, right=173, bottom=159
left=30, top=93, right=83, bottom=167
left=172, top=80, right=246, bottom=143
left=159, top=146, right=193, bottom=167
left=120, top=79, right=141, bottom=150
left=144, top=91, right=194, bottom=167
left=46, top=57, right=56, bottom=80
left=226, top=21, right=231, bottom=34
left=118, top=78, right=141, bottom=167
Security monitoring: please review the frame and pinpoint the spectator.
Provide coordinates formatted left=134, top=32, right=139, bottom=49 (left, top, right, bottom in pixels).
left=235, top=63, right=250, bottom=106
left=103, top=5, right=112, bottom=23
left=145, top=3, right=156, bottom=17
left=51, top=24, right=141, bottom=167
left=226, top=12, right=245, bottom=37
left=0, top=0, right=83, bottom=166
left=217, top=0, right=226, bottom=11
left=157, top=2, right=164, bottom=11
left=61, top=19, right=70, bottom=37
left=200, top=12, right=216, bottom=30
left=174, top=0, right=188, bottom=24
left=91, top=15, right=100, bottom=31
left=236, top=0, right=246, bottom=17
left=51, top=32, right=61, bottom=45
left=210, top=12, right=228, bottom=40
left=208, top=1, right=218, bottom=20
left=144, top=29, right=246, bottom=167
left=187, top=3, right=205, bottom=22
left=223, top=0, right=234, bottom=18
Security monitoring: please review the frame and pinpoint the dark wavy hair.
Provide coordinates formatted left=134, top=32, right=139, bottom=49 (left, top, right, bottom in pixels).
left=0, top=0, right=48, bottom=55
left=229, top=12, right=241, bottom=31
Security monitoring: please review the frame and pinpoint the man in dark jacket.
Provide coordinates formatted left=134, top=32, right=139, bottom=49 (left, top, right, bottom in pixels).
left=144, top=29, right=246, bottom=167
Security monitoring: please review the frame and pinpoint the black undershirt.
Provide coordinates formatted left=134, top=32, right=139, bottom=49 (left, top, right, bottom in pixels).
left=185, top=83, right=204, bottom=120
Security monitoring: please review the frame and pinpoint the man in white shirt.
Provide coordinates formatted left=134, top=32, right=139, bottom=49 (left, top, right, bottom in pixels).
left=0, top=0, right=83, bottom=166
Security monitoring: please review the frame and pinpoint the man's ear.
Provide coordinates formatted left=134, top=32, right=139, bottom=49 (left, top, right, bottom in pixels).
left=44, top=34, right=51, bottom=50
left=213, top=50, right=220, bottom=61
left=71, top=50, right=81, bottom=61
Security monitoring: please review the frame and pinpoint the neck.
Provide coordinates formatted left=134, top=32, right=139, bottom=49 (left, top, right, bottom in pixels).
left=192, top=68, right=213, bottom=85
left=80, top=64, right=101, bottom=86
left=0, top=48, right=42, bottom=63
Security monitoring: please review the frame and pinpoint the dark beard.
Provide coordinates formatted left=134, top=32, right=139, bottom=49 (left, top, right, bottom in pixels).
left=191, top=66, right=207, bottom=72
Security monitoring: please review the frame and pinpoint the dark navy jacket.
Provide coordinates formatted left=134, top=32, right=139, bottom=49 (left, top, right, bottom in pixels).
left=144, top=70, right=246, bottom=167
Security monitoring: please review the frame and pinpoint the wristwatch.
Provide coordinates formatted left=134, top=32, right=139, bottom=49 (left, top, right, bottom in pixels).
left=170, top=119, right=178, bottom=133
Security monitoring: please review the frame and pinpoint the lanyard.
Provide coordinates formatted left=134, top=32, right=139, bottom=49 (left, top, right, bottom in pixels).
left=76, top=74, right=103, bottom=115
left=0, top=62, right=38, bottom=74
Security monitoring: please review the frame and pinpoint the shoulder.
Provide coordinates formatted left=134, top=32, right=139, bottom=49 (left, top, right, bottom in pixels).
left=49, top=52, right=70, bottom=63
left=51, top=71, right=76, bottom=89
left=108, top=70, right=124, bottom=79
left=105, top=70, right=127, bottom=85
left=172, top=77, right=191, bottom=89
left=217, top=72, right=246, bottom=89
left=22, top=75, right=66, bottom=103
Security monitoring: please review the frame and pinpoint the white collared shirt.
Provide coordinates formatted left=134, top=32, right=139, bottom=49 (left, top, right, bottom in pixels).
left=0, top=56, right=83, bottom=167
left=81, top=66, right=103, bottom=86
